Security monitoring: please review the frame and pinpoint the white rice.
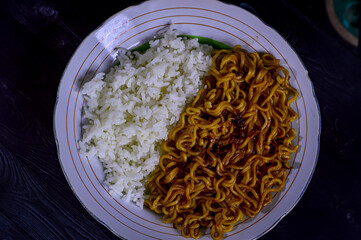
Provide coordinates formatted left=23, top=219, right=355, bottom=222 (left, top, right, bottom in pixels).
left=79, top=28, right=213, bottom=207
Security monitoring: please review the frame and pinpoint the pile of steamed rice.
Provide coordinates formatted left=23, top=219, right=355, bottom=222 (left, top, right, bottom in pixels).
left=80, top=29, right=213, bottom=207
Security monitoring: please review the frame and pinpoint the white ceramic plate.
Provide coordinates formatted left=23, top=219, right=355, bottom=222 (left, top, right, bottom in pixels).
left=54, top=0, right=321, bottom=239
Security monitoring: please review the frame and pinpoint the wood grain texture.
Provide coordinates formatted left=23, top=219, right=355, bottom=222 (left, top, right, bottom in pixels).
left=0, top=0, right=360, bottom=239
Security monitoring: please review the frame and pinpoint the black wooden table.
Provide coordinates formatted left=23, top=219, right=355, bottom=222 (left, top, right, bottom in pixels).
left=1, top=0, right=360, bottom=239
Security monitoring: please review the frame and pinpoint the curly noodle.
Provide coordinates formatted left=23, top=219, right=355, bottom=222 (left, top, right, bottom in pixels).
left=144, top=45, right=298, bottom=240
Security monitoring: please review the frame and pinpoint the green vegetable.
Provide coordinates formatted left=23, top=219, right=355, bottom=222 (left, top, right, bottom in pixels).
left=132, top=35, right=231, bottom=52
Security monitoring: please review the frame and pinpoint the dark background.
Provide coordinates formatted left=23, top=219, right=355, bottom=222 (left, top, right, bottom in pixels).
left=1, top=0, right=361, bottom=239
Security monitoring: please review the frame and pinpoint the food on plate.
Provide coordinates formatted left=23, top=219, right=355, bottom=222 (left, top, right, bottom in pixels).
left=80, top=29, right=213, bottom=207
left=144, top=46, right=299, bottom=239
left=80, top=26, right=298, bottom=239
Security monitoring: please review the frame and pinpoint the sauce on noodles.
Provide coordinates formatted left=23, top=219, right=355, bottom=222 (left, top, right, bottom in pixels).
left=144, top=45, right=298, bottom=239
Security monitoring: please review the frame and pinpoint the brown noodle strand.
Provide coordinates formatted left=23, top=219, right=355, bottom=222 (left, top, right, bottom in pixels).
left=144, top=45, right=298, bottom=239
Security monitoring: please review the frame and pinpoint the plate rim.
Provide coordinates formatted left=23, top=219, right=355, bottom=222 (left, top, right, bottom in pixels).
left=53, top=0, right=321, bottom=239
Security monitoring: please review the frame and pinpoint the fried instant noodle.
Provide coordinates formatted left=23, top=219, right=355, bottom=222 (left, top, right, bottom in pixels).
left=144, top=45, right=299, bottom=240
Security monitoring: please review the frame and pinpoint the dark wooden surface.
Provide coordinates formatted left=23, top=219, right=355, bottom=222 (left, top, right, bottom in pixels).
left=1, top=0, right=360, bottom=239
